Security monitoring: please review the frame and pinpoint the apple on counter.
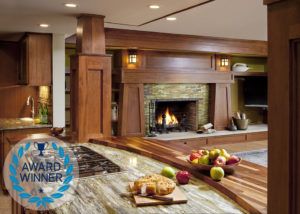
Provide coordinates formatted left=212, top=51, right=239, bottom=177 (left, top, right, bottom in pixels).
left=226, top=155, right=240, bottom=165
left=213, top=156, right=226, bottom=166
left=161, top=166, right=176, bottom=179
left=189, top=152, right=201, bottom=161
left=198, top=155, right=210, bottom=165
left=210, top=167, right=225, bottom=181
left=176, top=171, right=191, bottom=185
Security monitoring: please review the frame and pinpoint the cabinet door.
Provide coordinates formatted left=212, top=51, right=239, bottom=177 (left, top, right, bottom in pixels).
left=27, top=34, right=52, bottom=86
left=18, top=37, right=28, bottom=84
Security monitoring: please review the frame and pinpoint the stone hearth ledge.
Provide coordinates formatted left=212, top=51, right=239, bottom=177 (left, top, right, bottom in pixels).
left=54, top=143, right=247, bottom=214
left=146, top=124, right=267, bottom=141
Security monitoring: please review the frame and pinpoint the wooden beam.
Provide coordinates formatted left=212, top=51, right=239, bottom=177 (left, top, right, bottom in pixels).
left=120, top=69, right=234, bottom=84
left=66, top=28, right=268, bottom=56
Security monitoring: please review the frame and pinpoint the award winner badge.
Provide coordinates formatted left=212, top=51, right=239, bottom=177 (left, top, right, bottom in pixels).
left=3, top=136, right=79, bottom=211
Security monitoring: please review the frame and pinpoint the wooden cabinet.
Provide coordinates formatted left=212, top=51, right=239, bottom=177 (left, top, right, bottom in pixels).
left=19, top=33, right=52, bottom=86
left=0, top=127, right=50, bottom=191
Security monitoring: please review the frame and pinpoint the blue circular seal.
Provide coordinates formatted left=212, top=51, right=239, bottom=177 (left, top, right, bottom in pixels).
left=3, top=136, right=79, bottom=211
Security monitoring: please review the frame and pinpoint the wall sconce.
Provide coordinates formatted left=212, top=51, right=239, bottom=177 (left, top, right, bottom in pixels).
left=128, top=50, right=137, bottom=64
left=220, top=57, right=229, bottom=67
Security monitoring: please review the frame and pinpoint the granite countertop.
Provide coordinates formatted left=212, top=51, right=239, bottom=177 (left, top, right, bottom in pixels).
left=54, top=143, right=247, bottom=214
left=0, top=118, right=52, bottom=131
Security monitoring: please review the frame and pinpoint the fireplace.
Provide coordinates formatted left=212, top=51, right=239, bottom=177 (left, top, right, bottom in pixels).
left=149, top=99, right=199, bottom=134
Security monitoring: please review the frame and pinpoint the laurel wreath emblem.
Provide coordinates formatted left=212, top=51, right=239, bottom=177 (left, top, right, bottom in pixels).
left=8, top=142, right=74, bottom=208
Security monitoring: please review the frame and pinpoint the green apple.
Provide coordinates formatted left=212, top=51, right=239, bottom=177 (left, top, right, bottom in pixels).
left=210, top=166, right=225, bottom=181
left=161, top=166, right=175, bottom=178
left=209, top=149, right=220, bottom=160
left=191, top=158, right=199, bottom=164
left=220, top=149, right=230, bottom=160
left=198, top=155, right=210, bottom=165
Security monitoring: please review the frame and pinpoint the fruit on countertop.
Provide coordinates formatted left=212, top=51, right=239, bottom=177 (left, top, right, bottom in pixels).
left=210, top=167, right=225, bottom=181
left=220, top=149, right=230, bottom=160
left=213, top=156, right=226, bottom=166
left=198, top=155, right=210, bottom=165
left=189, top=152, right=201, bottom=161
left=191, top=158, right=199, bottom=164
left=176, top=171, right=191, bottom=185
left=197, top=149, right=209, bottom=156
left=161, top=166, right=176, bottom=179
left=209, top=149, right=221, bottom=160
left=226, top=155, right=240, bottom=165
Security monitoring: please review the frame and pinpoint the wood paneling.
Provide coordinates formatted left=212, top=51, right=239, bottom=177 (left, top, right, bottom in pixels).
left=105, top=28, right=267, bottom=56
left=0, top=42, right=19, bottom=86
left=71, top=55, right=111, bottom=142
left=66, top=28, right=268, bottom=56
left=0, top=86, right=39, bottom=118
left=121, top=70, right=233, bottom=84
left=76, top=15, right=106, bottom=54
left=210, top=84, right=232, bottom=130
left=265, top=0, right=300, bottom=213
left=19, top=33, right=52, bottom=86
left=119, top=84, right=145, bottom=136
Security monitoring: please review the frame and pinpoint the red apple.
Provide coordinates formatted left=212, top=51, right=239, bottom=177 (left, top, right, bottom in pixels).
left=189, top=152, right=201, bottom=161
left=176, top=171, right=191, bottom=185
left=226, top=155, right=240, bottom=165
left=213, top=156, right=226, bottom=166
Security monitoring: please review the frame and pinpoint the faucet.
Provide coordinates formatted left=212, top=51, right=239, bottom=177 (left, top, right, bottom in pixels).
left=26, top=96, right=35, bottom=119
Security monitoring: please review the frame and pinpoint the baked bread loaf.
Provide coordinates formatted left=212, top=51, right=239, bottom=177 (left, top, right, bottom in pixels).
left=133, top=174, right=176, bottom=196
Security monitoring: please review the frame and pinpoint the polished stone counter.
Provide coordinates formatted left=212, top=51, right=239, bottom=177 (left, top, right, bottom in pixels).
left=0, top=118, right=52, bottom=131
left=54, top=143, right=247, bottom=214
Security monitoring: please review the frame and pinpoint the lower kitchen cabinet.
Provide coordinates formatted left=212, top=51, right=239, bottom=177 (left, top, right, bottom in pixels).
left=0, top=128, right=50, bottom=191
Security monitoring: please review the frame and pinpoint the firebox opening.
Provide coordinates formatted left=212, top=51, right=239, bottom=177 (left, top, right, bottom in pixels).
left=151, top=99, right=199, bottom=134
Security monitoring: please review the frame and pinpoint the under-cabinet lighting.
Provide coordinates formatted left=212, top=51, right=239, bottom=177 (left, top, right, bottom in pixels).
left=221, top=57, right=229, bottom=67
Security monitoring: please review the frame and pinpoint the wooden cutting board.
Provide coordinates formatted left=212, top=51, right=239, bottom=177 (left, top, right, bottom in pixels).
left=129, top=183, right=187, bottom=207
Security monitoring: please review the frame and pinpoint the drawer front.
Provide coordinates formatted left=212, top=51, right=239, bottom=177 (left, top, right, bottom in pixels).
left=170, top=138, right=207, bottom=152
left=207, top=134, right=246, bottom=145
left=246, top=132, right=268, bottom=141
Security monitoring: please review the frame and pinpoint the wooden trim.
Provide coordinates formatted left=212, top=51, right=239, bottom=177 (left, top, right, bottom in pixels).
left=121, top=69, right=234, bottom=84
left=264, top=0, right=285, bottom=5
left=66, top=28, right=268, bottom=56
left=290, top=24, right=300, bottom=40
left=119, top=84, right=145, bottom=136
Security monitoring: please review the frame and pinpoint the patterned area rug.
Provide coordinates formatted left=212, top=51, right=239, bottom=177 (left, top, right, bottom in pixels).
left=233, top=149, right=268, bottom=167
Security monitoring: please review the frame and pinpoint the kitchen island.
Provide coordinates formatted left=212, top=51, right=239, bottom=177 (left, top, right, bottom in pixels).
left=54, top=143, right=246, bottom=214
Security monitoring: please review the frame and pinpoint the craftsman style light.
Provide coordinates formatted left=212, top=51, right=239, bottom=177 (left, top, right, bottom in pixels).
left=128, top=50, right=137, bottom=64
left=221, top=57, right=229, bottom=67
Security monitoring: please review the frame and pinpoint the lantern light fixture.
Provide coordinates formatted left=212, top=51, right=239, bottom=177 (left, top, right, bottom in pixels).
left=128, top=50, right=137, bottom=64
left=220, top=57, right=229, bottom=67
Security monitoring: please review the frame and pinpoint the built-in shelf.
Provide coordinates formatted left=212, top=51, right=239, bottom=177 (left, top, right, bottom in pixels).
left=231, top=71, right=267, bottom=77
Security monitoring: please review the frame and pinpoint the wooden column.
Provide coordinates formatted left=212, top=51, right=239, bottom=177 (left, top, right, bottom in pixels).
left=209, top=84, right=232, bottom=130
left=264, top=0, right=300, bottom=213
left=71, top=15, right=111, bottom=142
left=118, top=83, right=145, bottom=136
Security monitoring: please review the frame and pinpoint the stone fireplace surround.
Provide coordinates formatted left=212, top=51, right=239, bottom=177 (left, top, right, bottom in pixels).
left=144, top=83, right=209, bottom=134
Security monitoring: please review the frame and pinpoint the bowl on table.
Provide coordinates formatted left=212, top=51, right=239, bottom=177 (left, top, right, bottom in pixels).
left=187, top=157, right=242, bottom=174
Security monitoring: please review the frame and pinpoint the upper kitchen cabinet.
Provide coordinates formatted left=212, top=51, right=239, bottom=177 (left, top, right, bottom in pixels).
left=19, top=33, right=52, bottom=86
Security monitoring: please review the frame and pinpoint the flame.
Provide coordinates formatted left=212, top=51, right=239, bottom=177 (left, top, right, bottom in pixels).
left=157, top=107, right=178, bottom=125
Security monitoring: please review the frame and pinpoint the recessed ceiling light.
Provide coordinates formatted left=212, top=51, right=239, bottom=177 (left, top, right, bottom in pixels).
left=64, top=3, right=78, bottom=8
left=149, top=5, right=160, bottom=9
left=166, top=17, right=177, bottom=21
left=39, top=23, right=49, bottom=28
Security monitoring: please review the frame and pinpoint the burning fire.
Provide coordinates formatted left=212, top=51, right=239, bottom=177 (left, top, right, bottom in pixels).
left=157, top=107, right=179, bottom=125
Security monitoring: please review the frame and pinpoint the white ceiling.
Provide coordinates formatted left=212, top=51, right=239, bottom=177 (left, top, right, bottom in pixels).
left=0, top=0, right=267, bottom=41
